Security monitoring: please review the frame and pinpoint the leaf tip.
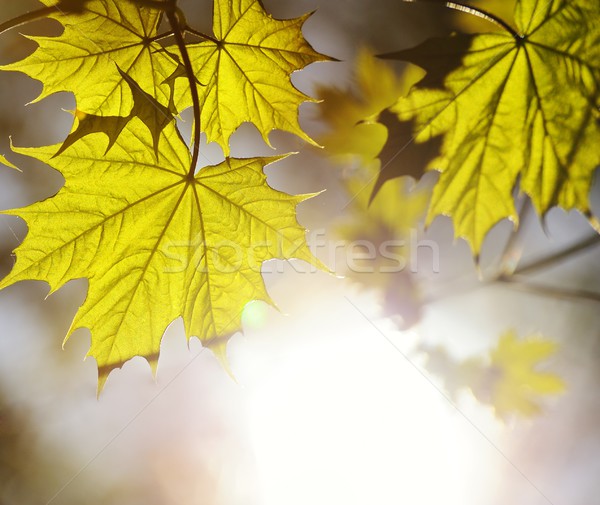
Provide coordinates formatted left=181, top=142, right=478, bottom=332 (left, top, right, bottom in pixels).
left=0, top=152, right=19, bottom=171
left=206, top=338, right=237, bottom=382
left=584, top=210, right=600, bottom=234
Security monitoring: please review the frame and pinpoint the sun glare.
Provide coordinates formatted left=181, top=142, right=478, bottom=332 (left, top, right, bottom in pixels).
left=241, top=299, right=492, bottom=505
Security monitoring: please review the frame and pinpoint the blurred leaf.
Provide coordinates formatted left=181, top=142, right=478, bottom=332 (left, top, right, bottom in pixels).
left=317, top=48, right=433, bottom=328
left=318, top=47, right=426, bottom=168
left=424, top=330, right=566, bottom=418
left=482, top=330, right=566, bottom=417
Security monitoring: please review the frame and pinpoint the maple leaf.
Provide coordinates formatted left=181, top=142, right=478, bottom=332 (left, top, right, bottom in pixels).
left=386, top=0, right=600, bottom=253
left=316, top=48, right=431, bottom=283
left=483, top=331, right=566, bottom=417
left=423, top=330, right=565, bottom=418
left=316, top=48, right=431, bottom=328
left=316, top=48, right=437, bottom=193
left=0, top=120, right=322, bottom=390
left=172, top=0, right=330, bottom=155
left=0, top=0, right=178, bottom=116
left=317, top=47, right=411, bottom=168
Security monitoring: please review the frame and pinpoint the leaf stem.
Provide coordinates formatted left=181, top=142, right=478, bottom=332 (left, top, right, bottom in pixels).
left=165, top=3, right=201, bottom=179
left=0, top=6, right=58, bottom=36
left=401, top=0, right=521, bottom=39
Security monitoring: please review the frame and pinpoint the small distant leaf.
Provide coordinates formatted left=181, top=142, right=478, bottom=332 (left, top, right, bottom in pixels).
left=423, top=330, right=565, bottom=418
left=0, top=121, right=323, bottom=390
left=388, top=0, right=600, bottom=253
left=172, top=0, right=330, bottom=155
left=484, top=331, right=566, bottom=417
left=1, top=0, right=178, bottom=116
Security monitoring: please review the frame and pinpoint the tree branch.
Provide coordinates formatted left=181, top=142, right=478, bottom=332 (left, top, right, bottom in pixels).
left=497, top=275, right=600, bottom=304
left=514, top=234, right=600, bottom=276
left=426, top=234, right=600, bottom=304
left=494, top=197, right=530, bottom=276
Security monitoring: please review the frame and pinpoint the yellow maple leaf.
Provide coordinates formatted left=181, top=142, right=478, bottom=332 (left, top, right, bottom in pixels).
left=316, top=49, right=430, bottom=327
left=389, top=0, right=600, bottom=253
left=317, top=47, right=417, bottom=167
left=0, top=120, right=322, bottom=391
left=316, top=48, right=430, bottom=254
left=467, top=331, right=566, bottom=417
left=0, top=0, right=178, bottom=116
left=173, top=0, right=330, bottom=155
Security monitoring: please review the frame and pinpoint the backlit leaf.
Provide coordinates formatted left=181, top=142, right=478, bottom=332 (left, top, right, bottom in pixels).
left=0, top=0, right=178, bottom=116
left=387, top=0, right=600, bottom=253
left=0, top=121, right=322, bottom=390
left=173, top=0, right=330, bottom=155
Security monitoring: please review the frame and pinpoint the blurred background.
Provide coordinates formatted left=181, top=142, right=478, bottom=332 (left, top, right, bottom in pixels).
left=1, top=1, right=599, bottom=504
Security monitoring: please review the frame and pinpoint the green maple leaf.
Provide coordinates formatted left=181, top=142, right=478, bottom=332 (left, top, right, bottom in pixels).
left=172, top=0, right=330, bottom=155
left=387, top=0, right=600, bottom=253
left=0, top=121, right=322, bottom=390
left=1, top=0, right=178, bottom=116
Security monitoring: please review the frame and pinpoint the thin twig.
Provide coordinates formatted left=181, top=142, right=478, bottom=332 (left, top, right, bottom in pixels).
left=514, top=234, right=600, bottom=276
left=498, top=197, right=531, bottom=275
left=497, top=275, right=600, bottom=303
left=0, top=6, right=58, bottom=36
left=427, top=233, right=600, bottom=304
